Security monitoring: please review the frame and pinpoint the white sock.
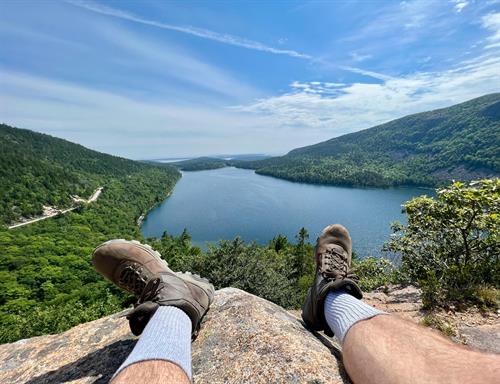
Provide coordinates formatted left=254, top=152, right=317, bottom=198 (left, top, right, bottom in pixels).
left=113, top=306, right=192, bottom=379
left=324, top=290, right=386, bottom=343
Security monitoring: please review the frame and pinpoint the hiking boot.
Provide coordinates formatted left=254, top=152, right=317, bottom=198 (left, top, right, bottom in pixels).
left=92, top=239, right=172, bottom=296
left=301, top=224, right=362, bottom=336
left=92, top=240, right=214, bottom=338
left=126, top=271, right=215, bottom=338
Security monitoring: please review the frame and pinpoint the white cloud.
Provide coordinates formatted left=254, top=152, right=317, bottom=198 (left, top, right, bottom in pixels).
left=233, top=54, right=500, bottom=138
left=482, top=11, right=500, bottom=48
left=342, top=1, right=453, bottom=46
left=400, top=1, right=427, bottom=29
left=65, top=0, right=312, bottom=59
left=349, top=52, right=372, bottom=62
left=289, top=81, right=345, bottom=95
left=339, top=66, right=395, bottom=81
left=290, top=81, right=310, bottom=89
left=451, top=0, right=469, bottom=13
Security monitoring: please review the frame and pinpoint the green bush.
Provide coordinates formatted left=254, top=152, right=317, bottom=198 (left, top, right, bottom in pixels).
left=353, top=256, right=404, bottom=291
left=151, top=230, right=316, bottom=309
left=386, top=179, right=500, bottom=309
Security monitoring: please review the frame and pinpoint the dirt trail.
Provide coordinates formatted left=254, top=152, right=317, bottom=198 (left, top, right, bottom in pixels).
left=8, top=187, right=103, bottom=229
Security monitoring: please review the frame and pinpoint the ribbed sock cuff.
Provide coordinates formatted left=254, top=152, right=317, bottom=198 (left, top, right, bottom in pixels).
left=113, top=306, right=192, bottom=380
left=324, top=290, right=386, bottom=344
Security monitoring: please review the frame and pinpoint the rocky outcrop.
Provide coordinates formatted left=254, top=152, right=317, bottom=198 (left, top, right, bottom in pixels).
left=1, top=286, right=499, bottom=383
left=192, top=288, right=348, bottom=384
left=0, top=288, right=349, bottom=384
left=363, top=285, right=500, bottom=354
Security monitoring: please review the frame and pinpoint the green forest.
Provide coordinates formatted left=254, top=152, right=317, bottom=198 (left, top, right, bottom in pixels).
left=0, top=123, right=178, bottom=224
left=0, top=125, right=181, bottom=342
left=0, top=166, right=181, bottom=343
left=236, top=94, right=500, bottom=187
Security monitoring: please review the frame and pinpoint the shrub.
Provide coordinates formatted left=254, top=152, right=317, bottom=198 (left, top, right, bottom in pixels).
left=420, top=314, right=456, bottom=337
left=385, top=179, right=500, bottom=308
left=153, top=231, right=315, bottom=309
left=353, top=256, right=403, bottom=291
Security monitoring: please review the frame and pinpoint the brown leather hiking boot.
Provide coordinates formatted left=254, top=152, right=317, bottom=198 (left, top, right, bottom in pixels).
left=126, top=271, right=214, bottom=338
left=301, top=224, right=362, bottom=336
left=92, top=240, right=214, bottom=338
left=92, top=239, right=171, bottom=296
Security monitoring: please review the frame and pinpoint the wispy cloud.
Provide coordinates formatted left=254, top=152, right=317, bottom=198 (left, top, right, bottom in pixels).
left=482, top=11, right=500, bottom=49
left=339, top=66, right=394, bottom=81
left=96, top=23, right=259, bottom=101
left=0, top=70, right=273, bottom=158
left=290, top=81, right=345, bottom=95
left=343, top=1, right=437, bottom=42
left=65, top=0, right=312, bottom=59
left=451, top=0, right=469, bottom=13
left=349, top=52, right=372, bottom=62
left=233, top=53, right=500, bottom=138
left=0, top=22, right=85, bottom=48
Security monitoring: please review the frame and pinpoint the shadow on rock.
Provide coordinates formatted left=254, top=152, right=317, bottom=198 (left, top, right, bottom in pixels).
left=25, top=339, right=136, bottom=384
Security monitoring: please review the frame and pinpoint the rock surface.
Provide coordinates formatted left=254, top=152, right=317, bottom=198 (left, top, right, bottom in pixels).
left=364, top=285, right=500, bottom=353
left=363, top=285, right=500, bottom=353
left=0, top=288, right=349, bottom=384
left=1, top=286, right=499, bottom=383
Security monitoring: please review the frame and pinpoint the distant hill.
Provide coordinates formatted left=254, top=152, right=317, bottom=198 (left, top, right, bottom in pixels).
left=0, top=124, right=179, bottom=224
left=237, top=94, right=500, bottom=187
left=170, top=157, right=228, bottom=171
left=228, top=154, right=272, bottom=161
left=155, top=154, right=272, bottom=171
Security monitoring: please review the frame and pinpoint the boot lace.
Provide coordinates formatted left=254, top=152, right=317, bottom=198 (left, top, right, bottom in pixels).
left=321, top=248, right=358, bottom=281
left=137, top=276, right=162, bottom=305
left=119, top=263, right=149, bottom=294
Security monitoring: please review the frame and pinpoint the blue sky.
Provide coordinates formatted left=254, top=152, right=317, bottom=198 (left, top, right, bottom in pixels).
left=1, top=0, right=499, bottom=158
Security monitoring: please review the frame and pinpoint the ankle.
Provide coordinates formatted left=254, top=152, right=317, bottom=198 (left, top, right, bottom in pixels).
left=324, top=290, right=385, bottom=343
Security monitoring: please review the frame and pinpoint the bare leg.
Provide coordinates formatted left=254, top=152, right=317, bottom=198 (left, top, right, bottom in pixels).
left=343, top=315, right=500, bottom=384
left=113, top=361, right=190, bottom=384
left=111, top=307, right=193, bottom=382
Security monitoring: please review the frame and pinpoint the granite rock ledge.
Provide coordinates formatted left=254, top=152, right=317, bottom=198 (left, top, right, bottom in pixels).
left=0, top=288, right=349, bottom=384
left=1, top=286, right=499, bottom=383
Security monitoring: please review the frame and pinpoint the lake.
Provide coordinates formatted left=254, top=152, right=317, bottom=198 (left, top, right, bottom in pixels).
left=141, top=167, right=431, bottom=257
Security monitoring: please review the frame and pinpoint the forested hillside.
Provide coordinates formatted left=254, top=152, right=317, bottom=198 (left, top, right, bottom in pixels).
left=171, top=157, right=227, bottom=171
left=0, top=124, right=175, bottom=224
left=237, top=94, right=500, bottom=187
left=0, top=125, right=181, bottom=342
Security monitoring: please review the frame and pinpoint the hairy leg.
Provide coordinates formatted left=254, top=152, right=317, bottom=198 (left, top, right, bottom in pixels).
left=111, top=306, right=192, bottom=383
left=343, top=315, right=500, bottom=384
left=113, top=360, right=190, bottom=384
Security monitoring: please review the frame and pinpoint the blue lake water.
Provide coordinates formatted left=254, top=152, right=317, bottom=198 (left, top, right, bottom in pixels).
left=141, top=167, right=431, bottom=257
